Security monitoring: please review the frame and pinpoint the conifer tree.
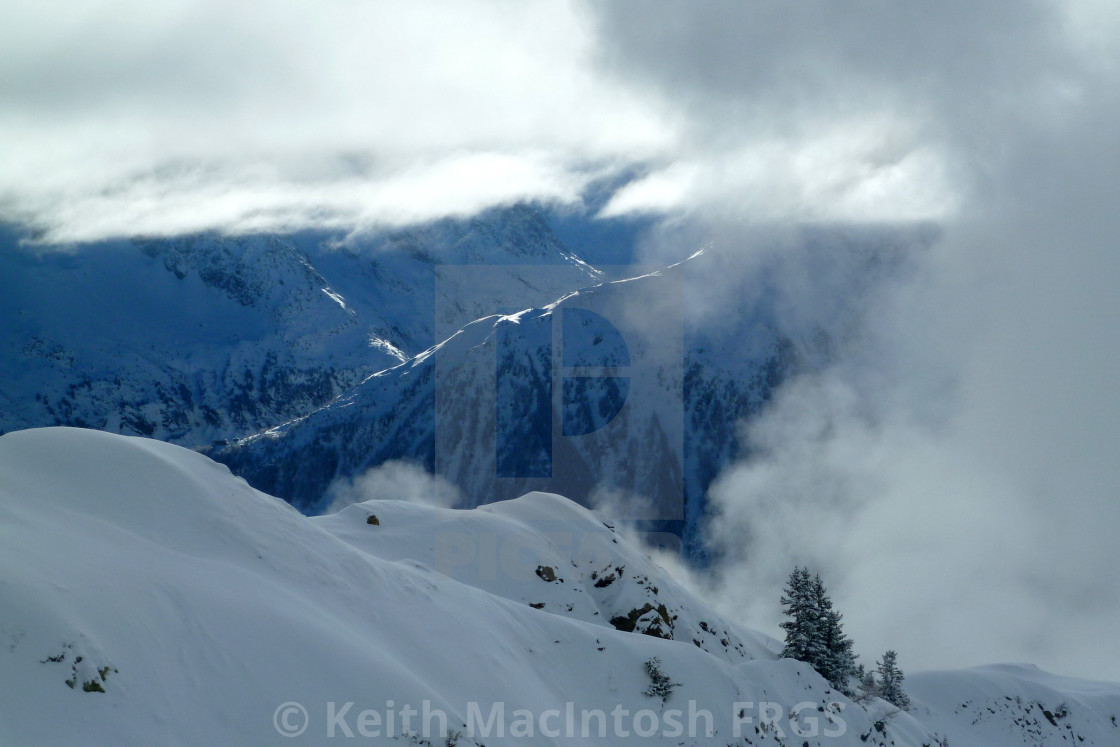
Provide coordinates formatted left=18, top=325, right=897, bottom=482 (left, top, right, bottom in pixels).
left=779, top=566, right=858, bottom=693
left=779, top=566, right=825, bottom=665
left=813, top=573, right=857, bottom=691
left=856, top=664, right=879, bottom=697
left=876, top=650, right=910, bottom=710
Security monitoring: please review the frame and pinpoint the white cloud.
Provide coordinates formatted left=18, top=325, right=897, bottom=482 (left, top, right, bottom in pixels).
left=325, top=460, right=461, bottom=513
left=0, top=0, right=999, bottom=240
left=0, top=0, right=677, bottom=241
left=601, top=119, right=958, bottom=222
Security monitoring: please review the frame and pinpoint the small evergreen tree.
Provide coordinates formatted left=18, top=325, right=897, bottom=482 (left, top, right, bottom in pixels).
left=856, top=663, right=879, bottom=697
left=780, top=567, right=825, bottom=664
left=876, top=650, right=910, bottom=710
left=779, top=566, right=858, bottom=692
left=814, top=573, right=857, bottom=691
left=641, top=657, right=680, bottom=704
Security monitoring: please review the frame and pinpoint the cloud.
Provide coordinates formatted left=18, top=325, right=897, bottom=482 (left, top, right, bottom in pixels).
left=589, top=0, right=1120, bottom=225
left=598, top=124, right=957, bottom=223
left=578, top=0, right=1120, bottom=682
left=690, top=97, right=1120, bottom=684
left=325, top=460, right=461, bottom=513
left=5, top=0, right=1079, bottom=240
left=0, top=0, right=676, bottom=241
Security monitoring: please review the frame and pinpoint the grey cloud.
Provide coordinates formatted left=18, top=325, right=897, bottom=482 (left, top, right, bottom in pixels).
left=590, top=1, right=1062, bottom=126
left=690, top=92, right=1120, bottom=683
left=588, top=1, right=1110, bottom=222
left=582, top=0, right=1120, bottom=681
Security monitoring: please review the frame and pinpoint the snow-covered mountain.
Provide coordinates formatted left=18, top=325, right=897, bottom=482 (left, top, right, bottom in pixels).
left=0, top=206, right=598, bottom=447
left=2, top=209, right=926, bottom=559
left=213, top=253, right=802, bottom=561
left=3, top=427, right=1117, bottom=746
left=213, top=230, right=912, bottom=558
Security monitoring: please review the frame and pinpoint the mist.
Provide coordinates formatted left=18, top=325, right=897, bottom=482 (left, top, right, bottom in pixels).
left=687, top=91, right=1120, bottom=682
left=325, top=460, right=462, bottom=514
left=578, top=1, right=1120, bottom=682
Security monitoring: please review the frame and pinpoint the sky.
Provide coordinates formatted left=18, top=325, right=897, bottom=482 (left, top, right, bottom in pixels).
left=2, top=1, right=1118, bottom=681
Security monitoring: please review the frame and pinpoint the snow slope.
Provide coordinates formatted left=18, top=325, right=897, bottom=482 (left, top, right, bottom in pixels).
left=2, top=428, right=1117, bottom=745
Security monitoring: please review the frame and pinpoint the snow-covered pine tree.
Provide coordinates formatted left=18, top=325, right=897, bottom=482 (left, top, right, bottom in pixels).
left=856, top=663, right=879, bottom=697
left=813, top=573, right=858, bottom=692
left=780, top=566, right=859, bottom=692
left=876, top=650, right=910, bottom=710
left=780, top=566, right=825, bottom=665
left=641, top=657, right=680, bottom=704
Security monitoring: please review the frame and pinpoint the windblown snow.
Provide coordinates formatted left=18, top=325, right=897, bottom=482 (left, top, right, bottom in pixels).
left=1, top=427, right=1117, bottom=745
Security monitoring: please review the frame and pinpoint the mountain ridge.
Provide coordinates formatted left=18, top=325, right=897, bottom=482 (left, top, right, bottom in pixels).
left=0, top=206, right=598, bottom=447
